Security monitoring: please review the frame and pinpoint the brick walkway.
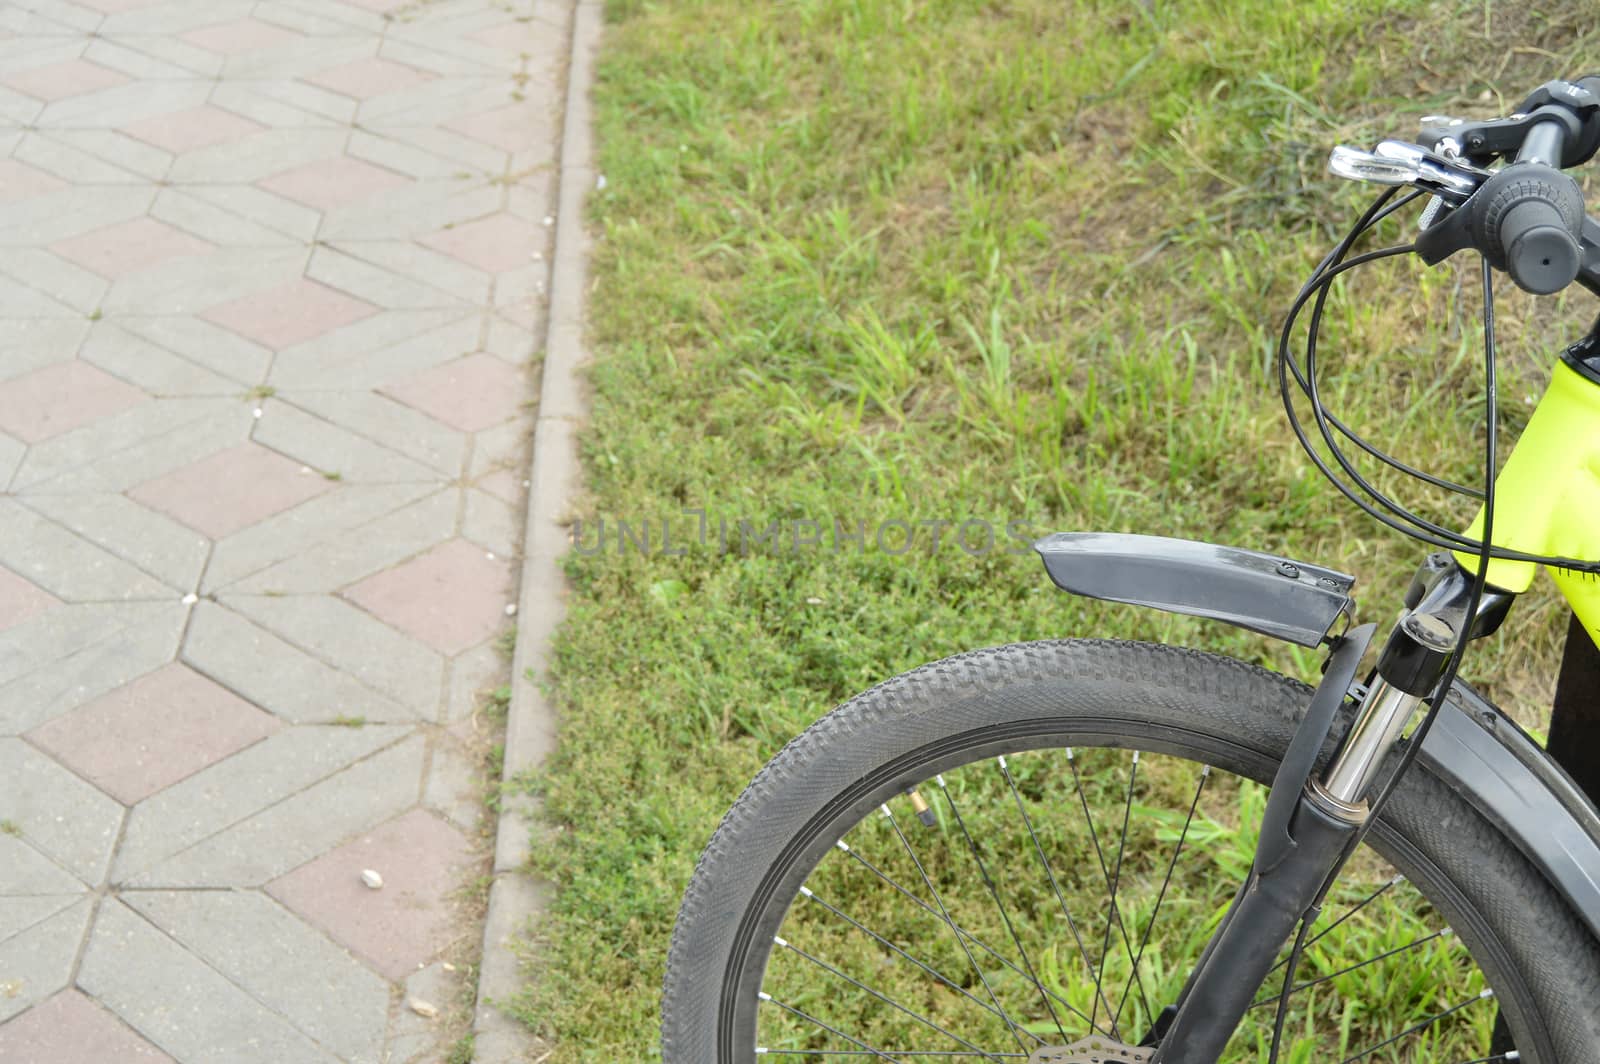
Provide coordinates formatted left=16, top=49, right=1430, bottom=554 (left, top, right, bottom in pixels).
left=0, top=0, right=570, bottom=1059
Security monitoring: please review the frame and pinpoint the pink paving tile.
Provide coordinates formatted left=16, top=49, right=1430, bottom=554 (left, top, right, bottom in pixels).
left=343, top=538, right=511, bottom=655
left=200, top=279, right=375, bottom=350
left=258, top=156, right=411, bottom=211
left=267, top=809, right=474, bottom=981
left=0, top=566, right=60, bottom=634
left=380, top=353, right=525, bottom=433
left=0, top=159, right=66, bottom=203
left=446, top=102, right=550, bottom=154
left=0, top=361, right=147, bottom=443
left=50, top=217, right=213, bottom=279
left=181, top=18, right=302, bottom=56
left=2, top=60, right=127, bottom=103
left=121, top=105, right=265, bottom=155
left=302, top=57, right=429, bottom=100
left=419, top=214, right=540, bottom=274
left=28, top=663, right=279, bottom=806
left=127, top=441, right=333, bottom=540
left=0, top=990, right=174, bottom=1064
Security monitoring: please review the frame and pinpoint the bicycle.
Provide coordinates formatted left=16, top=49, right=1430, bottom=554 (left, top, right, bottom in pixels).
left=661, top=76, right=1600, bottom=1063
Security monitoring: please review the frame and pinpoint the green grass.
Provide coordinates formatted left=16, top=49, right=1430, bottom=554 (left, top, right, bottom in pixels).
left=513, top=0, right=1600, bottom=1057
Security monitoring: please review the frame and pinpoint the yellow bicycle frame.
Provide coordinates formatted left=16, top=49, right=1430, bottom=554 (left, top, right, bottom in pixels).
left=1454, top=358, right=1600, bottom=648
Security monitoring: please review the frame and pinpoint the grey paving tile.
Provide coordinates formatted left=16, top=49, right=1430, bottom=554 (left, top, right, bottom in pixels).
left=0, top=184, right=152, bottom=246
left=101, top=245, right=306, bottom=316
left=323, top=238, right=491, bottom=305
left=221, top=486, right=457, bottom=594
left=168, top=128, right=345, bottom=185
left=0, top=88, right=44, bottom=126
left=211, top=79, right=360, bottom=127
left=0, top=435, right=23, bottom=494
left=0, top=835, right=87, bottom=896
left=0, top=38, right=82, bottom=70
left=122, top=890, right=390, bottom=1063
left=346, top=129, right=483, bottom=180
left=148, top=188, right=311, bottom=248
left=35, top=79, right=210, bottom=133
left=339, top=126, right=507, bottom=183
left=317, top=178, right=502, bottom=241
left=353, top=73, right=500, bottom=125
left=306, top=246, right=470, bottom=311
left=377, top=35, right=498, bottom=78
left=0, top=898, right=91, bottom=1023
left=20, top=494, right=210, bottom=593
left=467, top=418, right=532, bottom=481
left=77, top=899, right=343, bottom=1063
left=0, top=602, right=184, bottom=735
left=423, top=741, right=482, bottom=832
left=112, top=724, right=408, bottom=881
left=12, top=398, right=251, bottom=495
left=80, top=322, right=241, bottom=397
left=182, top=602, right=416, bottom=724
left=0, top=895, right=82, bottom=942
left=386, top=961, right=458, bottom=1062
left=9, top=1, right=98, bottom=32
left=37, top=129, right=171, bottom=182
left=482, top=314, right=539, bottom=364
left=0, top=277, right=77, bottom=318
left=127, top=734, right=425, bottom=886
left=277, top=391, right=465, bottom=476
left=99, top=1, right=254, bottom=37
left=0, top=320, right=89, bottom=385
left=95, top=33, right=223, bottom=79
left=267, top=309, right=478, bottom=390
left=220, top=593, right=445, bottom=718
left=250, top=398, right=445, bottom=484
left=9, top=133, right=147, bottom=188
left=255, top=0, right=379, bottom=37
left=82, top=38, right=205, bottom=81
left=462, top=487, right=519, bottom=559
left=445, top=641, right=504, bottom=725
left=0, top=250, right=107, bottom=316
left=0, top=500, right=174, bottom=601
left=116, top=316, right=270, bottom=386
left=0, top=741, right=122, bottom=885
left=172, top=182, right=321, bottom=243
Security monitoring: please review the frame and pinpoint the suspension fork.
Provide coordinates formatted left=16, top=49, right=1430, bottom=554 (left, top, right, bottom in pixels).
left=1151, top=555, right=1514, bottom=1062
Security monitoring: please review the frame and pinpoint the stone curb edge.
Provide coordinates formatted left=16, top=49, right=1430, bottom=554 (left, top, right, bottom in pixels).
left=471, top=1, right=603, bottom=1059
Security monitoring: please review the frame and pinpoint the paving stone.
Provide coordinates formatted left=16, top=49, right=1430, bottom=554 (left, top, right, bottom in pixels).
left=346, top=128, right=482, bottom=180
left=115, top=316, right=269, bottom=387
left=174, top=183, right=321, bottom=243
left=304, top=56, right=429, bottom=100
left=182, top=601, right=414, bottom=724
left=128, top=734, right=425, bottom=886
left=221, top=593, right=444, bottom=717
left=446, top=100, right=558, bottom=162
left=0, top=245, right=109, bottom=316
left=12, top=397, right=252, bottom=496
left=211, top=78, right=359, bottom=128
left=462, top=487, right=519, bottom=560
left=276, top=390, right=465, bottom=476
left=260, top=155, right=411, bottom=211
left=0, top=836, right=85, bottom=897
left=77, top=900, right=342, bottom=1063
left=100, top=0, right=255, bottom=36
left=0, top=181, right=151, bottom=247
left=445, top=640, right=505, bottom=725
left=315, top=177, right=501, bottom=240
left=268, top=808, right=474, bottom=980
left=0, top=741, right=122, bottom=884
left=2, top=60, right=128, bottom=103
left=35, top=129, right=171, bottom=182
left=112, top=723, right=409, bottom=881
left=424, top=740, right=483, bottom=831
left=83, top=38, right=203, bottom=81
left=201, top=481, right=440, bottom=591
left=102, top=244, right=307, bottom=316
left=181, top=18, right=303, bottom=57
left=382, top=353, right=528, bottom=433
left=0, top=899, right=93, bottom=1023
left=266, top=308, right=477, bottom=390
left=467, top=417, right=532, bottom=481
left=92, top=37, right=222, bottom=81
left=353, top=72, right=500, bottom=126
left=49, top=217, right=213, bottom=279
left=166, top=127, right=347, bottom=185
left=324, top=238, right=491, bottom=304
left=79, top=321, right=242, bottom=397
left=0, top=360, right=145, bottom=445
left=127, top=441, right=335, bottom=540
left=20, top=493, right=209, bottom=593
left=122, top=890, right=389, bottom=1063
left=420, top=212, right=540, bottom=276
left=250, top=398, right=445, bottom=484
left=202, top=277, right=375, bottom=350
left=0, top=320, right=87, bottom=385
left=345, top=538, right=513, bottom=655
left=121, top=104, right=265, bottom=155
left=0, top=435, right=22, bottom=494
left=0, top=988, right=174, bottom=1064
left=28, top=663, right=279, bottom=805
left=387, top=960, right=458, bottom=1062
left=0, top=896, right=83, bottom=944
left=0, top=567, right=60, bottom=634
left=0, top=602, right=185, bottom=736
left=0, top=499, right=173, bottom=601
left=482, top=313, right=540, bottom=364
left=306, top=244, right=467, bottom=311
left=0, top=159, right=66, bottom=203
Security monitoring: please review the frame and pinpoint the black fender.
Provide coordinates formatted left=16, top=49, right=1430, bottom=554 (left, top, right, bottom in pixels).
left=1036, top=531, right=1600, bottom=940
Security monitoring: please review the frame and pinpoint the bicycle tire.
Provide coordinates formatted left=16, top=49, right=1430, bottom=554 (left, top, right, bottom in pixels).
left=662, top=640, right=1600, bottom=1062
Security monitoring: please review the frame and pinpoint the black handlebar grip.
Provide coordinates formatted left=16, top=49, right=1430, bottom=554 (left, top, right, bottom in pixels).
left=1474, top=163, right=1585, bottom=295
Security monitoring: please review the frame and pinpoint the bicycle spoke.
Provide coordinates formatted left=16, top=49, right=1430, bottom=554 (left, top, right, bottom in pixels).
left=759, top=992, right=906, bottom=1062
left=1337, top=988, right=1497, bottom=1063
left=1249, top=928, right=1454, bottom=1009
left=772, top=934, right=1002, bottom=1060
left=997, top=755, right=1117, bottom=1028
left=1266, top=873, right=1406, bottom=979
left=833, top=838, right=1087, bottom=1028
left=881, top=804, right=1031, bottom=1055
left=1067, top=748, right=1152, bottom=1025
left=1090, top=750, right=1141, bottom=1036
left=936, top=770, right=1070, bottom=1043
left=1111, top=763, right=1209, bottom=1036
left=754, top=1051, right=1030, bottom=1058
left=795, top=886, right=1046, bottom=1044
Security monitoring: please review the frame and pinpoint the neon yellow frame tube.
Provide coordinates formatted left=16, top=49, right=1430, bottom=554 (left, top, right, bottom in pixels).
left=1454, top=359, right=1600, bottom=648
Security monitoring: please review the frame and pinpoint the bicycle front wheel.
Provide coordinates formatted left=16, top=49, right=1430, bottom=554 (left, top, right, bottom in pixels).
left=662, top=640, right=1600, bottom=1063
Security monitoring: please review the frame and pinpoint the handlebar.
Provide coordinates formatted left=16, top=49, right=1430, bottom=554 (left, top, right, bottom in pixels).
left=1330, top=76, right=1600, bottom=296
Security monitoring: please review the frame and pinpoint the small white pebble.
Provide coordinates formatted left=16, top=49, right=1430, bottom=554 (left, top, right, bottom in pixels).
left=505, top=603, right=517, bottom=616
left=542, top=215, right=554, bottom=226
left=442, top=962, right=457, bottom=972
left=595, top=174, right=607, bottom=190
left=485, top=552, right=495, bottom=560
left=300, top=466, right=312, bottom=474
left=532, top=251, right=542, bottom=260
left=360, top=869, right=383, bottom=890
left=408, top=999, right=438, bottom=1019
left=182, top=592, right=198, bottom=605
left=805, top=596, right=823, bottom=605
left=252, top=408, right=263, bottom=419
left=522, top=480, right=530, bottom=488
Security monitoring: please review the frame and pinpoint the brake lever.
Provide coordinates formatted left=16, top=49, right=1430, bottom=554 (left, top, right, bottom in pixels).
left=1329, top=141, right=1485, bottom=204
